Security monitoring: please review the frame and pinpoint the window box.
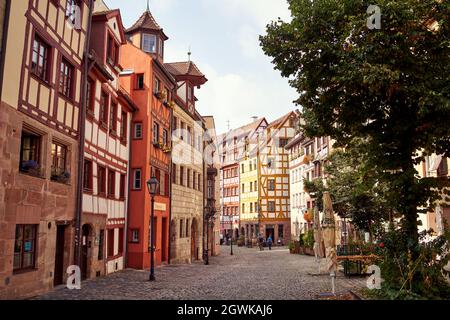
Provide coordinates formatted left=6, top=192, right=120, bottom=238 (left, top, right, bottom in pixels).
left=20, top=160, right=44, bottom=178
left=51, top=168, right=71, bottom=184
left=162, top=145, right=172, bottom=153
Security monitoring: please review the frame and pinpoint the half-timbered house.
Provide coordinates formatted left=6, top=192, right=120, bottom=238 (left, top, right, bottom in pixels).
left=79, top=1, right=136, bottom=280
left=0, top=0, right=91, bottom=298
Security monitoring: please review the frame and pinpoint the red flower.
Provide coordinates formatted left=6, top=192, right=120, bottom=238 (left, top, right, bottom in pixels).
left=379, top=242, right=385, bottom=248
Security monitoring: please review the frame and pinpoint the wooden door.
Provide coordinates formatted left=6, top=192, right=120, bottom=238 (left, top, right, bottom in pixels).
left=53, top=225, right=66, bottom=286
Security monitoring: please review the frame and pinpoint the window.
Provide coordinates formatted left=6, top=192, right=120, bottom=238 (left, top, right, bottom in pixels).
left=120, top=111, right=127, bottom=143
left=179, top=219, right=184, bottom=238
left=173, top=117, right=178, bottom=132
left=133, top=122, right=143, bottom=139
left=172, top=164, right=177, bottom=184
left=107, top=229, right=114, bottom=258
left=142, top=33, right=156, bottom=53
left=19, top=130, right=41, bottom=175
left=154, top=77, right=160, bottom=94
left=14, top=225, right=37, bottom=272
left=136, top=74, right=145, bottom=90
left=130, top=229, right=139, bottom=243
left=278, top=225, right=284, bottom=240
left=153, top=122, right=160, bottom=144
left=180, top=166, right=184, bottom=186
left=98, top=166, right=106, bottom=196
left=193, top=171, right=196, bottom=190
left=109, top=101, right=118, bottom=135
left=163, top=129, right=168, bottom=146
left=180, top=122, right=185, bottom=140
left=197, top=135, right=202, bottom=151
left=100, top=91, right=109, bottom=128
left=268, top=158, right=275, bottom=168
left=241, top=183, right=245, bottom=193
left=250, top=182, right=253, bottom=192
left=118, top=228, right=124, bottom=255
left=187, top=127, right=192, bottom=145
left=185, top=219, right=190, bottom=238
left=59, top=58, right=74, bottom=98
left=83, top=160, right=93, bottom=190
left=158, top=38, right=163, bottom=57
left=279, top=138, right=289, bottom=148
left=255, top=181, right=258, bottom=192
left=268, top=201, right=275, bottom=212
left=250, top=203, right=253, bottom=213
left=198, top=173, right=201, bottom=191
left=132, top=169, right=142, bottom=190
left=242, top=204, right=245, bottom=214
left=86, top=78, right=95, bottom=116
left=51, top=142, right=68, bottom=180
left=31, top=35, right=50, bottom=82
left=98, top=229, right=104, bottom=260
left=187, top=169, right=191, bottom=188
left=107, top=35, right=119, bottom=66
left=108, top=169, right=115, bottom=198
left=120, top=174, right=126, bottom=200
left=268, top=179, right=275, bottom=191
left=241, top=164, right=245, bottom=173
left=438, top=157, right=448, bottom=177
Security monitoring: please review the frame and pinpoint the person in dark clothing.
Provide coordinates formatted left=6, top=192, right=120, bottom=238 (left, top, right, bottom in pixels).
left=267, top=235, right=273, bottom=250
left=258, top=235, right=264, bottom=251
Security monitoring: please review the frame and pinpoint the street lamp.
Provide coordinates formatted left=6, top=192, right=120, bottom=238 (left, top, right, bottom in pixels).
left=230, top=216, right=234, bottom=255
left=146, top=176, right=159, bottom=281
left=204, top=201, right=216, bottom=265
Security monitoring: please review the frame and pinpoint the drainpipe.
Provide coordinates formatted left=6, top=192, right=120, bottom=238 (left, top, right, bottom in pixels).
left=202, top=122, right=206, bottom=261
left=124, top=111, right=134, bottom=268
left=167, top=92, right=174, bottom=265
left=0, top=0, right=11, bottom=101
left=74, top=0, right=94, bottom=267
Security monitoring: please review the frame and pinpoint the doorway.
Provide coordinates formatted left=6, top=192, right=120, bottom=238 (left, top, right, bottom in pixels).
left=161, top=218, right=167, bottom=262
left=53, top=225, right=66, bottom=286
left=81, top=224, right=91, bottom=280
left=191, top=219, right=198, bottom=260
left=265, top=226, right=275, bottom=241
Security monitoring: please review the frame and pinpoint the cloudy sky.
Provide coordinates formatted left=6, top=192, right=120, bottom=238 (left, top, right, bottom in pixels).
left=104, top=0, right=297, bottom=134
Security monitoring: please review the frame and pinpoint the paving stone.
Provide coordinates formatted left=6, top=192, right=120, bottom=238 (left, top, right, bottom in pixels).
left=34, top=246, right=366, bottom=300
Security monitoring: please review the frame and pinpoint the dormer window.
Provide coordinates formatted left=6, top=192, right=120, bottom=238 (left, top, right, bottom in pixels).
left=187, top=84, right=193, bottom=101
left=142, top=34, right=156, bottom=53
left=158, top=38, right=163, bottom=57
left=107, top=34, right=119, bottom=66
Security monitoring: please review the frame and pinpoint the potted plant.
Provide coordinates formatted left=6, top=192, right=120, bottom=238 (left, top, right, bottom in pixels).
left=51, top=168, right=71, bottom=184
left=289, top=241, right=295, bottom=254
left=155, top=90, right=167, bottom=101
left=20, top=160, right=42, bottom=177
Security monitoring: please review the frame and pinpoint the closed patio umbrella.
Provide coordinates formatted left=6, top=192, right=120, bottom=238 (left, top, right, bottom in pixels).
left=322, top=191, right=337, bottom=293
left=313, top=205, right=323, bottom=271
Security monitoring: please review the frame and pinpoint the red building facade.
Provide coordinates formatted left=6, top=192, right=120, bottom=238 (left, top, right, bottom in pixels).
left=120, top=9, right=176, bottom=269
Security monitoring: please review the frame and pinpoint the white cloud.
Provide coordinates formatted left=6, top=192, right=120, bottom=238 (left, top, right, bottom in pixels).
left=195, top=63, right=297, bottom=134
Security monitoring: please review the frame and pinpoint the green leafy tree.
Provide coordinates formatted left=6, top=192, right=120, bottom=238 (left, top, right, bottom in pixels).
left=261, top=0, right=450, bottom=294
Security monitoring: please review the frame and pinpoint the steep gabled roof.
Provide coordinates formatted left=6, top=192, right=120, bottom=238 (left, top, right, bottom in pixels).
left=125, top=10, right=168, bottom=40
left=92, top=9, right=127, bottom=44
left=164, top=61, right=208, bottom=86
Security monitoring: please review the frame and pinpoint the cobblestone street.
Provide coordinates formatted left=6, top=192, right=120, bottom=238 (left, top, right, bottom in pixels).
left=35, top=246, right=366, bottom=300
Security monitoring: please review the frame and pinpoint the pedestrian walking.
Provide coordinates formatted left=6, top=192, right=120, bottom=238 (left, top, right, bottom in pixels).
left=267, top=235, right=273, bottom=250
left=258, top=234, right=264, bottom=251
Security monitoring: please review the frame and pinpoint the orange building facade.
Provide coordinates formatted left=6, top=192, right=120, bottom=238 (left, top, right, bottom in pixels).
left=119, top=9, right=176, bottom=269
